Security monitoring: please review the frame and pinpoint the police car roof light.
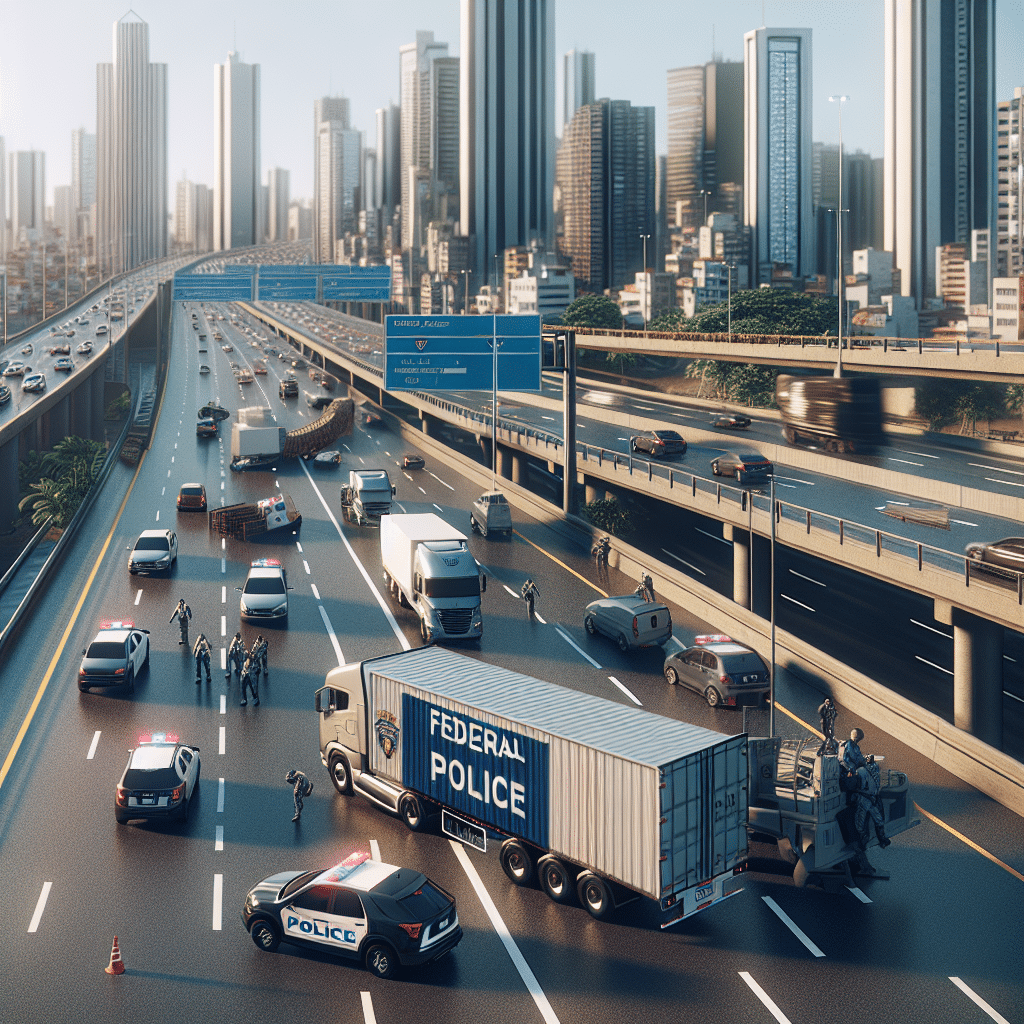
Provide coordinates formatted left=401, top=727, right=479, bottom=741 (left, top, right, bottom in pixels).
left=251, top=558, right=282, bottom=568
left=694, top=634, right=731, bottom=645
left=101, top=620, right=133, bottom=630
left=321, top=850, right=372, bottom=883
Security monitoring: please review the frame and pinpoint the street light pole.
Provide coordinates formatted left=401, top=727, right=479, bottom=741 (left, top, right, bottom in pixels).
left=829, top=95, right=848, bottom=378
left=727, top=263, right=732, bottom=335
left=639, top=233, right=650, bottom=330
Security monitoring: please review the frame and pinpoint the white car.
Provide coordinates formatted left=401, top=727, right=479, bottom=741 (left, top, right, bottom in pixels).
left=128, top=529, right=178, bottom=575
left=3, top=361, right=28, bottom=377
left=78, top=620, right=150, bottom=693
left=115, top=733, right=200, bottom=824
left=237, top=558, right=291, bottom=623
left=77, top=341, right=93, bottom=355
left=22, top=373, right=46, bottom=393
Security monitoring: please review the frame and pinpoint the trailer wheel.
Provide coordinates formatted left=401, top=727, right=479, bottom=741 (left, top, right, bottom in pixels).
left=576, top=872, right=613, bottom=919
left=499, top=839, right=535, bottom=886
left=537, top=855, right=573, bottom=903
left=329, top=752, right=352, bottom=795
left=399, top=792, right=426, bottom=831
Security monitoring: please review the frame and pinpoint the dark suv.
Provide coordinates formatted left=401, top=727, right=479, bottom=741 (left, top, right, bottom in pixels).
left=279, top=377, right=298, bottom=398
left=631, top=429, right=687, bottom=458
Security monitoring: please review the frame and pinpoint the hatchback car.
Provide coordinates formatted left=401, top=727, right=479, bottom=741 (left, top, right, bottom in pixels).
left=662, top=635, right=770, bottom=708
left=631, top=429, right=687, bottom=458
left=238, top=558, right=291, bottom=623
left=54, top=357, right=74, bottom=372
left=176, top=482, right=208, bottom=512
left=710, top=449, right=773, bottom=484
left=3, top=361, right=28, bottom=377
left=965, top=537, right=1024, bottom=582
left=584, top=595, right=673, bottom=651
left=710, top=412, right=752, bottom=430
left=128, top=529, right=178, bottom=575
left=22, top=373, right=46, bottom=393
left=115, top=733, right=200, bottom=824
left=79, top=620, right=150, bottom=692
left=241, top=850, right=462, bottom=980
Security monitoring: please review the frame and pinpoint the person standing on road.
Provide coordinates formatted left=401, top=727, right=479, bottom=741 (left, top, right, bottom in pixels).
left=592, top=535, right=610, bottom=571
left=853, top=756, right=891, bottom=850
left=253, top=634, right=268, bottom=677
left=817, top=698, right=838, bottom=755
left=639, top=571, right=654, bottom=602
left=239, top=655, right=260, bottom=706
left=226, top=632, right=245, bottom=681
left=286, top=769, right=314, bottom=822
left=520, top=578, right=540, bottom=618
left=192, top=633, right=212, bottom=685
left=169, top=598, right=192, bottom=646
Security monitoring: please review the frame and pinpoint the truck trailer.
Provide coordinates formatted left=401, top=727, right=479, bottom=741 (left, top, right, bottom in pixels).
left=316, top=645, right=747, bottom=926
left=775, top=374, right=882, bottom=453
left=209, top=493, right=301, bottom=540
left=380, top=514, right=485, bottom=642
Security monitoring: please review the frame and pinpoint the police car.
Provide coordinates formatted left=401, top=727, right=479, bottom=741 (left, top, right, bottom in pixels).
left=662, top=634, right=770, bottom=708
left=115, top=733, right=200, bottom=824
left=238, top=558, right=291, bottom=623
left=241, top=851, right=462, bottom=979
left=79, top=620, right=150, bottom=692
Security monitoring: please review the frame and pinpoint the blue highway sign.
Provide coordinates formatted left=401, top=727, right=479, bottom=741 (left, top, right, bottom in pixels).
left=172, top=273, right=253, bottom=301
left=384, top=315, right=541, bottom=392
left=322, top=266, right=392, bottom=302
left=257, top=265, right=319, bottom=301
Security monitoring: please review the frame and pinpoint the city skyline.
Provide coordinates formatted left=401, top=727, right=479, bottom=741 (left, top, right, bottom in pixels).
left=4, top=1, right=1021, bottom=209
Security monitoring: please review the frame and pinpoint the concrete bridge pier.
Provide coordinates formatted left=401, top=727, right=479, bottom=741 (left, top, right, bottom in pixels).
left=73, top=378, right=92, bottom=438
left=497, top=447, right=513, bottom=481
left=724, top=525, right=750, bottom=609
left=49, top=397, right=70, bottom=447
left=511, top=453, right=524, bottom=485
left=420, top=411, right=434, bottom=437
left=0, top=437, right=19, bottom=532
left=91, top=374, right=106, bottom=441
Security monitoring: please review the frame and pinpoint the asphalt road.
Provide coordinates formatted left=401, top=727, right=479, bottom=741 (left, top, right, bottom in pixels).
left=0, top=301, right=1020, bottom=1024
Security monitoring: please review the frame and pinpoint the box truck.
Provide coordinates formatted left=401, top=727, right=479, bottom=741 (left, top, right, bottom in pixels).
left=380, top=514, right=485, bottom=642
left=315, top=645, right=747, bottom=926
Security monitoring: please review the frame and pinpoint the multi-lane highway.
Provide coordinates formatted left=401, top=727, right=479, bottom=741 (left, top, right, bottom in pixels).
left=0, top=299, right=1021, bottom=1023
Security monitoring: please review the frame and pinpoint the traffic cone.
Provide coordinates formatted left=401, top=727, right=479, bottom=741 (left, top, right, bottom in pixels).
left=104, top=935, right=125, bottom=975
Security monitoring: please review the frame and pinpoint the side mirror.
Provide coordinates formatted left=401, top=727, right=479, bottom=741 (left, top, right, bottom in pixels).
left=391, top=486, right=396, bottom=496
left=481, top=574, right=487, bottom=593
left=81, top=649, right=86, bottom=656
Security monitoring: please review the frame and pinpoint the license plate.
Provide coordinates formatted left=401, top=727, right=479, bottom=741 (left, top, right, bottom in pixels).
left=693, top=883, right=714, bottom=902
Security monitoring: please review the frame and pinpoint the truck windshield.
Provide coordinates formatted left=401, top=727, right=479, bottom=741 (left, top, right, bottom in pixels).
left=424, top=576, right=480, bottom=598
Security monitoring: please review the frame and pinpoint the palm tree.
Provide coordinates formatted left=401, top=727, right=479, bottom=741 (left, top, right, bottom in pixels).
left=18, top=478, right=74, bottom=529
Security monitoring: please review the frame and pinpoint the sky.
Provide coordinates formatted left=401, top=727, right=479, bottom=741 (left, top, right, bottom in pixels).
left=2, top=0, right=1022, bottom=207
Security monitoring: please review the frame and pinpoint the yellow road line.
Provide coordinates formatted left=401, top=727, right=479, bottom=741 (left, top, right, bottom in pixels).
left=512, top=528, right=607, bottom=598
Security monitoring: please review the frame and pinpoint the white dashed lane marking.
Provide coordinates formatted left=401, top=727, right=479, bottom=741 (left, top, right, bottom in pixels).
left=86, top=731, right=101, bottom=759
left=28, top=882, right=52, bottom=934
left=212, top=874, right=223, bottom=930
left=738, top=972, right=791, bottom=1024
left=218, top=777, right=225, bottom=811
left=215, top=825, right=224, bottom=852
left=761, top=897, right=825, bottom=957
left=219, top=727, right=226, bottom=755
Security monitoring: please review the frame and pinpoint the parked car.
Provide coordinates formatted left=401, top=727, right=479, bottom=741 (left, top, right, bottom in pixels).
left=176, top=482, right=208, bottom=512
left=79, top=620, right=150, bottom=693
left=115, top=733, right=200, bottom=824
left=583, top=595, right=672, bottom=651
left=128, top=529, right=178, bottom=575
left=662, top=635, right=770, bottom=708
left=630, top=429, right=687, bottom=458
left=710, top=449, right=773, bottom=484
left=965, top=537, right=1024, bottom=582
left=21, top=373, right=46, bottom=393
left=710, top=412, right=752, bottom=430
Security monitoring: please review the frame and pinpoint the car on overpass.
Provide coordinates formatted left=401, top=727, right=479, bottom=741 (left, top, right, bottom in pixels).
left=710, top=449, right=773, bottom=484
left=115, top=733, right=200, bottom=824
left=630, top=429, right=687, bottom=458
left=662, top=635, right=770, bottom=708
left=0, top=384, right=11, bottom=405
left=965, top=537, right=1024, bottom=582
left=77, top=341, right=93, bottom=355
left=3, top=361, right=28, bottom=377
left=22, top=373, right=46, bottom=393
left=54, top=357, right=74, bottom=373
left=78, top=620, right=150, bottom=693
left=710, top=412, right=752, bottom=430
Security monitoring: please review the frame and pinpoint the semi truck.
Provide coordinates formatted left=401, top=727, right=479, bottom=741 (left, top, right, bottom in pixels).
left=229, top=398, right=353, bottom=471
left=209, top=493, right=302, bottom=540
left=775, top=374, right=882, bottom=453
left=380, top=514, right=485, bottom=643
left=315, top=645, right=748, bottom=926
left=340, top=469, right=395, bottom=525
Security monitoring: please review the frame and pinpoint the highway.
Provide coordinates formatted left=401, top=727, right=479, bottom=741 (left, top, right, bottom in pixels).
left=0, top=300, right=1020, bottom=1023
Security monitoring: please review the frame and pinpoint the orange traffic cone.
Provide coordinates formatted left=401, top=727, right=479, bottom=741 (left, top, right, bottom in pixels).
left=104, top=935, right=125, bottom=975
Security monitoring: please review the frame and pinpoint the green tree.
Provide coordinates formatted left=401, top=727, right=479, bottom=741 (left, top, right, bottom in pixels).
left=650, top=289, right=841, bottom=337
left=727, top=364, right=779, bottom=407
left=580, top=496, right=633, bottom=537
left=1006, top=383, right=1024, bottom=428
left=17, top=436, right=105, bottom=529
left=952, top=382, right=1007, bottom=435
left=605, top=351, right=638, bottom=375
left=561, top=294, right=624, bottom=329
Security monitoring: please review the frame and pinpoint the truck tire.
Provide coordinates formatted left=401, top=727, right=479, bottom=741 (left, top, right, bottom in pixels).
left=576, top=872, right=614, bottom=919
left=399, top=792, right=426, bottom=831
left=329, top=752, right=352, bottom=795
left=537, top=855, right=573, bottom=903
left=776, top=837, right=799, bottom=864
left=617, top=633, right=630, bottom=652
left=793, top=852, right=817, bottom=888
left=499, top=839, right=535, bottom=887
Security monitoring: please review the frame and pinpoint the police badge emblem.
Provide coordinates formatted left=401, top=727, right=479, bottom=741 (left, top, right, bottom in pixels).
left=375, top=710, right=399, bottom=759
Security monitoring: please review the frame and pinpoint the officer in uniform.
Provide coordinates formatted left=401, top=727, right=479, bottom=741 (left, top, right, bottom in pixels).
left=253, top=634, right=268, bottom=677
left=853, top=756, right=891, bottom=850
left=239, top=655, right=260, bottom=706
left=192, top=633, right=212, bottom=685
left=169, top=598, right=192, bottom=646
left=520, top=578, right=540, bottom=617
left=286, top=769, right=314, bottom=822
left=226, top=632, right=246, bottom=681
left=248, top=638, right=263, bottom=689
left=839, top=727, right=867, bottom=776
left=640, top=571, right=654, bottom=602
left=817, top=698, right=838, bottom=755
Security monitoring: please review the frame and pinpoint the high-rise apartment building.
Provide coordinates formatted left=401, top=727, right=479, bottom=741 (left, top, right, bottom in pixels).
left=375, top=104, right=401, bottom=230
left=563, top=49, right=595, bottom=137
left=744, top=27, right=815, bottom=285
left=214, top=52, right=261, bottom=250
left=666, top=61, right=743, bottom=231
left=53, top=185, right=73, bottom=236
left=267, top=168, right=289, bottom=242
left=9, top=150, right=46, bottom=244
left=0, top=137, right=6, bottom=262
left=460, top=0, right=555, bottom=283
left=174, top=177, right=213, bottom=253
left=558, top=99, right=656, bottom=296
left=996, top=88, right=1023, bottom=279
left=316, top=123, right=361, bottom=263
left=71, top=128, right=96, bottom=243
left=312, top=97, right=351, bottom=263
left=96, top=12, right=167, bottom=275
left=883, top=0, right=996, bottom=305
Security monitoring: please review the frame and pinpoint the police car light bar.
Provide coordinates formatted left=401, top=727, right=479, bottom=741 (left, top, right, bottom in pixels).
left=321, top=850, right=372, bottom=883
left=139, top=732, right=179, bottom=745
left=100, top=620, right=134, bottom=630
left=694, top=634, right=732, bottom=645
left=250, top=558, right=282, bottom=567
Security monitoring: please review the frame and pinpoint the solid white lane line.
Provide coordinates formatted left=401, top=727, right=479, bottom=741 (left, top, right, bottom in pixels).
left=695, top=527, right=731, bottom=546
left=893, top=448, right=940, bottom=459
left=774, top=475, right=815, bottom=486
left=370, top=839, right=381, bottom=860
left=303, top=560, right=310, bottom=574
left=218, top=777, right=225, bottom=811
left=846, top=886, right=872, bottom=904
left=780, top=593, right=815, bottom=612
left=215, top=825, right=224, bottom=852
left=212, top=874, right=223, bottom=930
left=28, top=882, right=52, bottom=933
left=221, top=585, right=226, bottom=603
left=969, top=462, right=1024, bottom=477
left=86, top=731, right=101, bottom=759
left=660, top=548, right=707, bottom=575
left=449, top=841, right=560, bottom=1024
left=888, top=457, right=924, bottom=467
left=761, top=897, right=825, bottom=957
left=361, top=992, right=377, bottom=1024
left=428, top=472, right=454, bottom=491
left=220, top=615, right=226, bottom=637
left=134, top=588, right=142, bottom=606
left=220, top=694, right=226, bottom=714
left=949, top=978, right=1011, bottom=1024
left=608, top=675, right=642, bottom=706
left=911, top=619, right=953, bottom=639
left=319, top=605, right=345, bottom=666
left=984, top=477, right=1024, bottom=488
left=788, top=569, right=826, bottom=587
left=554, top=625, right=602, bottom=669
left=916, top=655, right=953, bottom=676
left=219, top=726, right=226, bottom=754
left=738, top=972, right=791, bottom=1024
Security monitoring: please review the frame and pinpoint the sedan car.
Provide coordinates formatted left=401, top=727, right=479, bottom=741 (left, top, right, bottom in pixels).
left=241, top=850, right=462, bottom=980
left=21, top=373, right=46, bottom=393
left=710, top=412, right=752, bottom=430
left=222, top=344, right=234, bottom=353
left=662, top=635, right=770, bottom=708
left=710, top=449, right=773, bottom=484
left=22, top=342, right=34, bottom=354
left=631, top=429, right=687, bottom=458
left=584, top=595, right=672, bottom=651
left=196, top=417, right=218, bottom=437
left=965, top=537, right=1024, bottom=582
left=115, top=733, right=200, bottom=824
left=306, top=393, right=332, bottom=410
left=54, top=357, right=75, bottom=372
left=79, top=620, right=150, bottom=693
left=199, top=364, right=210, bottom=374
left=77, top=341, right=93, bottom=355
left=0, top=384, right=10, bottom=405
left=128, top=529, right=178, bottom=575
left=400, top=454, right=425, bottom=471
left=313, top=450, right=342, bottom=469
left=238, top=558, right=291, bottom=623
left=176, top=482, right=208, bottom=511
left=49, top=343, right=71, bottom=355
left=2, top=361, right=28, bottom=377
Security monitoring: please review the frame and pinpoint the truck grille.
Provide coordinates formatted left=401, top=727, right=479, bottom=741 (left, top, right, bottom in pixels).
left=437, top=608, right=474, bottom=635
left=363, top=504, right=391, bottom=516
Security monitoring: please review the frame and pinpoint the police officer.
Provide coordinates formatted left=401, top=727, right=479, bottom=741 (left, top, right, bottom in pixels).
left=248, top=638, right=263, bottom=689
left=639, top=571, right=655, bottom=602
left=520, top=578, right=539, bottom=617
left=839, top=727, right=868, bottom=775
left=239, top=655, right=260, bottom=706
left=286, top=769, right=314, bottom=822
left=226, top=632, right=245, bottom=681
left=817, top=697, right=838, bottom=755
left=853, top=756, right=891, bottom=850
left=192, top=633, right=212, bottom=685
left=592, top=535, right=610, bottom=570
left=169, top=598, right=192, bottom=646
left=253, top=634, right=268, bottom=677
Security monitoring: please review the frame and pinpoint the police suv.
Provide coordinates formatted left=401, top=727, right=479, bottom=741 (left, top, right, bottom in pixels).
left=79, top=620, right=150, bottom=693
left=241, top=851, right=462, bottom=979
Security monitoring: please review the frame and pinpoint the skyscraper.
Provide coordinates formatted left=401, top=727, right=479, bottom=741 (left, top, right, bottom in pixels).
left=666, top=61, right=744, bottom=230
left=316, top=122, right=361, bottom=264
left=267, top=168, right=289, bottom=243
left=562, top=49, right=595, bottom=137
left=460, top=0, right=555, bottom=283
left=71, top=128, right=96, bottom=243
left=743, top=26, right=815, bottom=285
left=883, top=0, right=996, bottom=304
left=214, top=52, right=261, bottom=250
left=0, top=137, right=6, bottom=262
left=174, top=177, right=212, bottom=253
left=994, top=87, right=1022, bottom=280
left=375, top=104, right=401, bottom=235
left=9, top=151, right=45, bottom=243
left=96, top=12, right=167, bottom=275
left=312, top=97, right=351, bottom=263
